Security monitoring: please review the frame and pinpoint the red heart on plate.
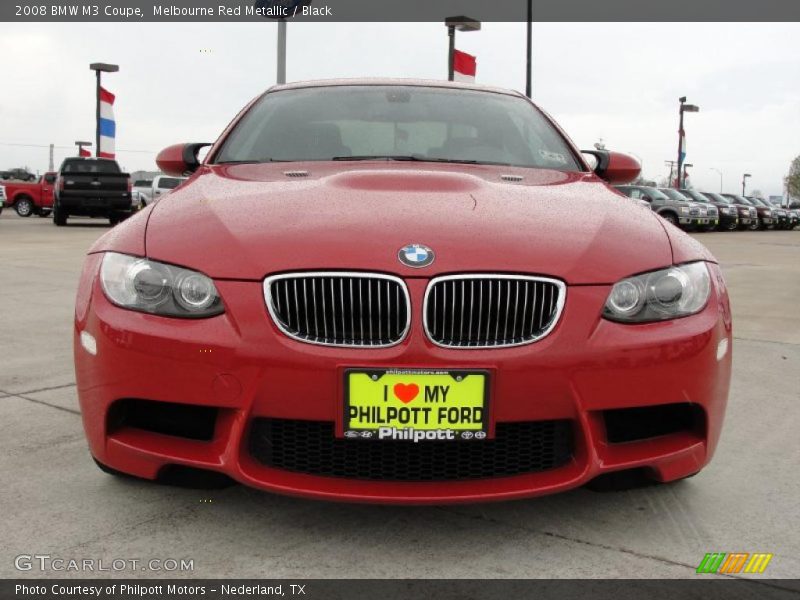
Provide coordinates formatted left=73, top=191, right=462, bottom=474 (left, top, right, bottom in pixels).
left=393, top=383, right=419, bottom=404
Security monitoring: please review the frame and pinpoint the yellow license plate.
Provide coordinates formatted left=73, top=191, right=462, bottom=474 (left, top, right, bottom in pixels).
left=344, top=369, right=489, bottom=441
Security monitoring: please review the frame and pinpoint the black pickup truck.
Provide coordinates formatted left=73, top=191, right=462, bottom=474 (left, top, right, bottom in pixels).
left=52, top=158, right=132, bottom=226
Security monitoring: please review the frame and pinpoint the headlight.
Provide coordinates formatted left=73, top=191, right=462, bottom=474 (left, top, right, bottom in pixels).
left=100, top=252, right=223, bottom=318
left=764, top=210, right=771, bottom=216
left=680, top=206, right=690, bottom=215
left=603, top=262, right=710, bottom=323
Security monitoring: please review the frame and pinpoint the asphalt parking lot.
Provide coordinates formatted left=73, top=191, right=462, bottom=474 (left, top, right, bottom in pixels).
left=1, top=212, right=798, bottom=580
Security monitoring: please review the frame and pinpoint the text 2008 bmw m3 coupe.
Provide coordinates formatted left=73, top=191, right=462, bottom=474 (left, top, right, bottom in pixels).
left=74, top=79, right=732, bottom=503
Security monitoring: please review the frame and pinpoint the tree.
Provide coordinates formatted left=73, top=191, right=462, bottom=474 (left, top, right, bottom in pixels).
left=751, top=189, right=764, bottom=199
left=786, top=155, right=800, bottom=199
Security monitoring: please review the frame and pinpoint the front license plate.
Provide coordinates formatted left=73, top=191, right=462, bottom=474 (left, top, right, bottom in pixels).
left=344, top=369, right=489, bottom=441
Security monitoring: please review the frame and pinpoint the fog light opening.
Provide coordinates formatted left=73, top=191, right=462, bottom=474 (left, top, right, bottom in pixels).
left=603, top=403, right=705, bottom=444
left=107, top=399, right=219, bottom=441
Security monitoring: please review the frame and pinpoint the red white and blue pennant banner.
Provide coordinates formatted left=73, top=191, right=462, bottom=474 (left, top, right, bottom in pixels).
left=99, top=86, right=116, bottom=159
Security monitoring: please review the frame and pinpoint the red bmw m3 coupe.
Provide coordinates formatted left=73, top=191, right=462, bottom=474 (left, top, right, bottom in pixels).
left=74, top=79, right=732, bottom=503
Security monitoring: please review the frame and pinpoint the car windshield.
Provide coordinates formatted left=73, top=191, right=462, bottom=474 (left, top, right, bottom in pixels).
left=732, top=195, right=753, bottom=205
left=213, top=85, right=582, bottom=170
left=638, top=187, right=670, bottom=200
left=62, top=160, right=120, bottom=174
left=703, top=192, right=729, bottom=203
left=683, top=190, right=710, bottom=202
left=659, top=188, right=690, bottom=201
left=158, top=177, right=185, bottom=189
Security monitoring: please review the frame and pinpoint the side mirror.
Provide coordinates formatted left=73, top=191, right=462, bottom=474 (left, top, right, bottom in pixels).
left=642, top=195, right=652, bottom=202
left=156, top=143, right=212, bottom=177
left=582, top=150, right=641, bottom=184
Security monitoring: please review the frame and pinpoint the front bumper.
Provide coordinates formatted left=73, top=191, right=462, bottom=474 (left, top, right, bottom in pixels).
left=691, top=217, right=718, bottom=228
left=738, top=216, right=755, bottom=227
left=74, top=255, right=733, bottom=504
left=60, top=194, right=133, bottom=215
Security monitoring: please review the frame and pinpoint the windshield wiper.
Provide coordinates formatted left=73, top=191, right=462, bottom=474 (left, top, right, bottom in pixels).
left=331, top=155, right=514, bottom=166
left=215, top=158, right=287, bottom=165
left=420, top=157, right=515, bottom=167
left=331, top=155, right=425, bottom=162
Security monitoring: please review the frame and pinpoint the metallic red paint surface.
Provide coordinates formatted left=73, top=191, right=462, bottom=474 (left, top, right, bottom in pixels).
left=598, top=151, right=642, bottom=184
left=154, top=144, right=190, bottom=178
left=141, top=162, right=672, bottom=284
left=74, top=81, right=732, bottom=503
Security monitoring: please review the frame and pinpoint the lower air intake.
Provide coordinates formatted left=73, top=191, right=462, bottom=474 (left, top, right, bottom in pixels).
left=248, top=418, right=573, bottom=481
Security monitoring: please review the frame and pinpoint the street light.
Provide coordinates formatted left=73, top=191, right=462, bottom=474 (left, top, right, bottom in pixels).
left=742, top=173, right=752, bottom=196
left=525, top=0, right=532, bottom=97
left=444, top=16, right=481, bottom=81
left=89, top=62, right=119, bottom=158
left=709, top=168, right=723, bottom=192
left=75, top=141, right=92, bottom=157
left=676, top=96, right=699, bottom=189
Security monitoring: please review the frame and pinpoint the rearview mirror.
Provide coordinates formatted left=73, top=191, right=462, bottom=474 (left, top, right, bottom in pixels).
left=581, top=150, right=641, bottom=184
left=156, top=143, right=212, bottom=177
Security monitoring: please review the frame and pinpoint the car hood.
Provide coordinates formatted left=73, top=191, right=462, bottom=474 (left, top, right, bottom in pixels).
left=145, top=162, right=676, bottom=284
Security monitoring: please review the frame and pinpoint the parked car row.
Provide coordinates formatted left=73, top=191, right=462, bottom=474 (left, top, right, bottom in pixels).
left=614, top=185, right=799, bottom=232
left=0, top=160, right=187, bottom=224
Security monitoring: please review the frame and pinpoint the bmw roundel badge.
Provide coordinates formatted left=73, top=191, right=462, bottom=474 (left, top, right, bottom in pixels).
left=398, top=244, right=435, bottom=268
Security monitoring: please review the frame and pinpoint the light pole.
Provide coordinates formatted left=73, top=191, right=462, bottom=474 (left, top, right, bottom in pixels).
left=709, top=168, right=723, bottom=192
left=444, top=16, right=481, bottom=81
left=742, top=173, right=751, bottom=196
left=525, top=0, right=532, bottom=97
left=276, top=19, right=286, bottom=84
left=676, top=96, right=699, bottom=189
left=75, top=141, right=92, bottom=157
left=89, top=63, right=119, bottom=158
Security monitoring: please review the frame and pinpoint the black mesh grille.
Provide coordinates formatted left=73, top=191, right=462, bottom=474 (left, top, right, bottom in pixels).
left=266, top=274, right=409, bottom=347
left=425, top=276, right=563, bottom=347
left=248, top=418, right=573, bottom=482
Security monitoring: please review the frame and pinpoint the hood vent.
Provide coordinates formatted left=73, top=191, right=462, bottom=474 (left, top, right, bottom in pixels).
left=500, top=174, right=523, bottom=183
left=284, top=170, right=309, bottom=178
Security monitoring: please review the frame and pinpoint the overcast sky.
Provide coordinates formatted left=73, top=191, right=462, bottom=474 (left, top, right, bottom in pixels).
left=1, top=22, right=798, bottom=195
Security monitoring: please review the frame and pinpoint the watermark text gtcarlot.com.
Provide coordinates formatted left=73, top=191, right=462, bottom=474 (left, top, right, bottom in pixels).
left=14, top=554, right=194, bottom=572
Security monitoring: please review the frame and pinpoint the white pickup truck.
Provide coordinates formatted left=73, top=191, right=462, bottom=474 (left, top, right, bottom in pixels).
left=137, top=175, right=186, bottom=208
